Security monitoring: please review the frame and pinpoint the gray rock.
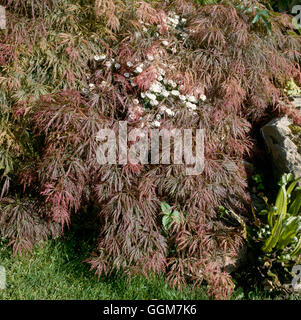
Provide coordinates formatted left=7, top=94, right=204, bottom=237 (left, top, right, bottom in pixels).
left=261, top=116, right=301, bottom=181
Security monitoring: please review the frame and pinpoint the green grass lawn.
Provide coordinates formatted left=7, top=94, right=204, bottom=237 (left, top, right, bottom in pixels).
left=0, top=233, right=298, bottom=300
left=0, top=233, right=210, bottom=300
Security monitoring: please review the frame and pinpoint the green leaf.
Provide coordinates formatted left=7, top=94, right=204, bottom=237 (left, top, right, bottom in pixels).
left=289, top=191, right=301, bottom=216
left=161, top=202, right=171, bottom=215
left=258, top=9, right=270, bottom=18
left=252, top=14, right=260, bottom=24
left=267, top=205, right=276, bottom=228
left=290, top=236, right=301, bottom=258
left=261, top=16, right=272, bottom=35
left=287, top=176, right=301, bottom=196
left=162, top=215, right=172, bottom=231
left=263, top=185, right=287, bottom=253
left=276, top=217, right=301, bottom=250
left=172, top=210, right=181, bottom=224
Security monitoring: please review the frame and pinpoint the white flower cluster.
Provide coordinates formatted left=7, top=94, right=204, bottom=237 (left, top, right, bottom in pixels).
left=93, top=55, right=106, bottom=62
left=137, top=66, right=207, bottom=128
left=136, top=9, right=188, bottom=45
left=166, top=11, right=187, bottom=29
left=80, top=54, right=109, bottom=92
left=166, top=11, right=189, bottom=42
left=93, top=54, right=117, bottom=69
left=135, top=63, right=144, bottom=74
left=138, top=20, right=152, bottom=34
left=128, top=98, right=145, bottom=121
left=88, top=14, right=206, bottom=129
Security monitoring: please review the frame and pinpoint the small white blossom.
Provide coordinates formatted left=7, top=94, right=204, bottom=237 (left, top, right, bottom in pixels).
left=160, top=105, right=167, bottom=112
left=181, top=18, right=187, bottom=23
left=146, top=92, right=157, bottom=101
left=188, top=95, right=198, bottom=103
left=135, top=67, right=143, bottom=74
left=168, top=80, right=177, bottom=88
left=162, top=40, right=169, bottom=46
left=133, top=99, right=139, bottom=105
left=179, top=95, right=186, bottom=101
left=141, top=92, right=146, bottom=98
left=134, top=31, right=141, bottom=39
left=185, top=101, right=197, bottom=111
left=157, top=75, right=163, bottom=82
left=156, top=114, right=161, bottom=120
left=89, top=83, right=95, bottom=89
left=147, top=55, right=154, bottom=61
left=124, top=73, right=130, bottom=78
left=200, top=94, right=207, bottom=101
left=142, top=26, right=148, bottom=32
left=150, top=100, right=159, bottom=106
left=168, top=17, right=177, bottom=25
left=159, top=68, right=166, bottom=76
left=171, top=48, right=177, bottom=54
left=82, top=88, right=89, bottom=94
left=165, top=108, right=175, bottom=116
left=161, top=90, right=170, bottom=98
left=153, top=120, right=161, bottom=127
left=171, top=90, right=180, bottom=96
left=127, top=61, right=133, bottom=67
left=115, top=63, right=121, bottom=69
left=94, top=54, right=106, bottom=61
left=150, top=82, right=163, bottom=93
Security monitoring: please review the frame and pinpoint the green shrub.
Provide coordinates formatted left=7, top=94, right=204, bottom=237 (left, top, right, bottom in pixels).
left=249, top=173, right=301, bottom=289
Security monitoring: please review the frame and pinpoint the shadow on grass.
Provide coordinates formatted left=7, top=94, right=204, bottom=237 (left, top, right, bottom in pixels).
left=0, top=208, right=208, bottom=300
left=1, top=207, right=294, bottom=300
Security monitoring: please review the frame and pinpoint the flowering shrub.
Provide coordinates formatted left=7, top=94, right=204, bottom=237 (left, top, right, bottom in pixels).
left=0, top=0, right=301, bottom=299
